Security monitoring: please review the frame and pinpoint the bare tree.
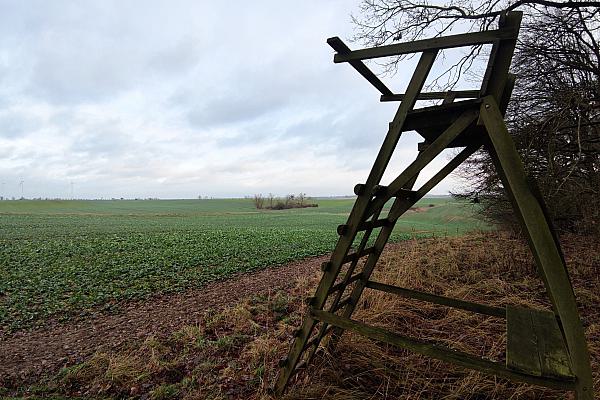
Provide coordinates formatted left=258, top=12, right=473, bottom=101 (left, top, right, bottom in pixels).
left=352, top=1, right=600, bottom=86
left=253, top=194, right=265, bottom=209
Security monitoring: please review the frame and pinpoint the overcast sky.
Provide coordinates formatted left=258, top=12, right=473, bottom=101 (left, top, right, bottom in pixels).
left=0, top=0, right=474, bottom=199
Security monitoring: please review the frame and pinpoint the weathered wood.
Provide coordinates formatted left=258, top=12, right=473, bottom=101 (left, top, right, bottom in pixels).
left=334, top=28, right=518, bottom=63
left=405, top=99, right=482, bottom=128
left=357, top=218, right=391, bottom=231
left=381, top=90, right=479, bottom=102
left=533, top=310, right=574, bottom=379
left=367, top=281, right=506, bottom=318
left=506, top=306, right=542, bottom=376
left=310, top=309, right=575, bottom=390
left=327, top=37, right=394, bottom=96
left=278, top=13, right=592, bottom=399
left=329, top=273, right=363, bottom=294
left=479, top=12, right=522, bottom=101
left=342, top=246, right=376, bottom=264
left=481, top=98, right=593, bottom=399
left=326, top=150, right=427, bottom=352
left=506, top=306, right=573, bottom=379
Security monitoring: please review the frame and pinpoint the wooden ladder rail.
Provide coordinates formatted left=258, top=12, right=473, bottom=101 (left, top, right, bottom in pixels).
left=273, top=48, right=439, bottom=395
left=303, top=202, right=387, bottom=366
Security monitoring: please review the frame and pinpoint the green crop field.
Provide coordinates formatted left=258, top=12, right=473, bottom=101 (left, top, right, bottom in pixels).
left=0, top=197, right=488, bottom=331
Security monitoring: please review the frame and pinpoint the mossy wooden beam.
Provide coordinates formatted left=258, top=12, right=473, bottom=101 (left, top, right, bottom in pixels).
left=479, top=12, right=522, bottom=100
left=381, top=90, right=479, bottom=102
left=366, top=281, right=506, bottom=318
left=310, top=309, right=576, bottom=391
left=327, top=37, right=394, bottom=96
left=334, top=28, right=518, bottom=63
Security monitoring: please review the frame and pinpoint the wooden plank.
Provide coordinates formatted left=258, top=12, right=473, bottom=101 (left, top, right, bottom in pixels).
left=481, top=98, right=594, bottom=399
left=310, top=309, right=575, bottom=390
left=531, top=310, right=574, bottom=379
left=507, top=306, right=542, bottom=376
left=334, top=28, right=517, bottom=63
left=381, top=90, right=479, bottom=102
left=367, top=281, right=506, bottom=318
left=327, top=37, right=393, bottom=96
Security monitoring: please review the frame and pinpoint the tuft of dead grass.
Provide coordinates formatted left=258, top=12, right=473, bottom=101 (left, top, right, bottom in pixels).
left=6, top=232, right=599, bottom=399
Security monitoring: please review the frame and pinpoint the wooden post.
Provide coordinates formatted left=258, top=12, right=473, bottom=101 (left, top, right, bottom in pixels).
left=480, top=98, right=593, bottom=400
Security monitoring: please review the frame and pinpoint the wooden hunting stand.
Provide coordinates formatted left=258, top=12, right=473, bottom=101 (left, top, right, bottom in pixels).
left=275, top=11, right=594, bottom=399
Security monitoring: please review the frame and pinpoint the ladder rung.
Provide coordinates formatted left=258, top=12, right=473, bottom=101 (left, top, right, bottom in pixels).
left=372, top=184, right=388, bottom=196
left=329, top=273, right=363, bottom=294
left=332, top=296, right=353, bottom=312
left=302, top=325, right=334, bottom=352
left=337, top=224, right=349, bottom=235
left=339, top=218, right=392, bottom=235
left=354, top=183, right=366, bottom=195
left=342, top=246, right=376, bottom=264
left=396, top=189, right=418, bottom=199
left=358, top=218, right=391, bottom=231
left=295, top=359, right=307, bottom=371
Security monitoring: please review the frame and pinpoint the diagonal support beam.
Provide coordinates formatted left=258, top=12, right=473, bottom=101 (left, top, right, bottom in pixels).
left=365, top=109, right=478, bottom=219
left=480, top=97, right=593, bottom=400
left=327, top=37, right=393, bottom=96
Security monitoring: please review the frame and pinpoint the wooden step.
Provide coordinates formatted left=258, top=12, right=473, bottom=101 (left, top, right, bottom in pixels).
left=342, top=246, right=376, bottom=264
left=506, top=306, right=574, bottom=380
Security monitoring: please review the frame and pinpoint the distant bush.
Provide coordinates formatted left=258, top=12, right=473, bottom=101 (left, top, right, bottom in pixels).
left=253, top=193, right=318, bottom=210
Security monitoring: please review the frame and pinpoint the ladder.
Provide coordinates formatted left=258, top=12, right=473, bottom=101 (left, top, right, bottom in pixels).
left=274, top=11, right=593, bottom=399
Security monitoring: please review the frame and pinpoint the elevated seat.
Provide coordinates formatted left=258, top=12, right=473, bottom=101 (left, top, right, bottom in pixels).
left=506, top=306, right=574, bottom=381
left=403, top=99, right=486, bottom=148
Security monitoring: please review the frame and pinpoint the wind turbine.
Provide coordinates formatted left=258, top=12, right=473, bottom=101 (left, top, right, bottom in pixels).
left=19, top=179, right=24, bottom=199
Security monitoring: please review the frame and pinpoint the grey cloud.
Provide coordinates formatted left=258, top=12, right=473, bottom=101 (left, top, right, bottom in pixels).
left=187, top=91, right=288, bottom=129
left=0, top=112, right=41, bottom=138
left=0, top=1, right=459, bottom=199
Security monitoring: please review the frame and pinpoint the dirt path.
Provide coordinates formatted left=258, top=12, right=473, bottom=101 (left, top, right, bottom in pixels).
left=0, top=254, right=327, bottom=386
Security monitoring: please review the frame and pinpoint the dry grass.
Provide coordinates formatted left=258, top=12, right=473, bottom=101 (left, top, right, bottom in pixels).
left=8, top=231, right=599, bottom=399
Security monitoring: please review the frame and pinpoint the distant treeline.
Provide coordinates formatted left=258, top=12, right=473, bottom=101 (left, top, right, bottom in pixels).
left=253, top=193, right=318, bottom=210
